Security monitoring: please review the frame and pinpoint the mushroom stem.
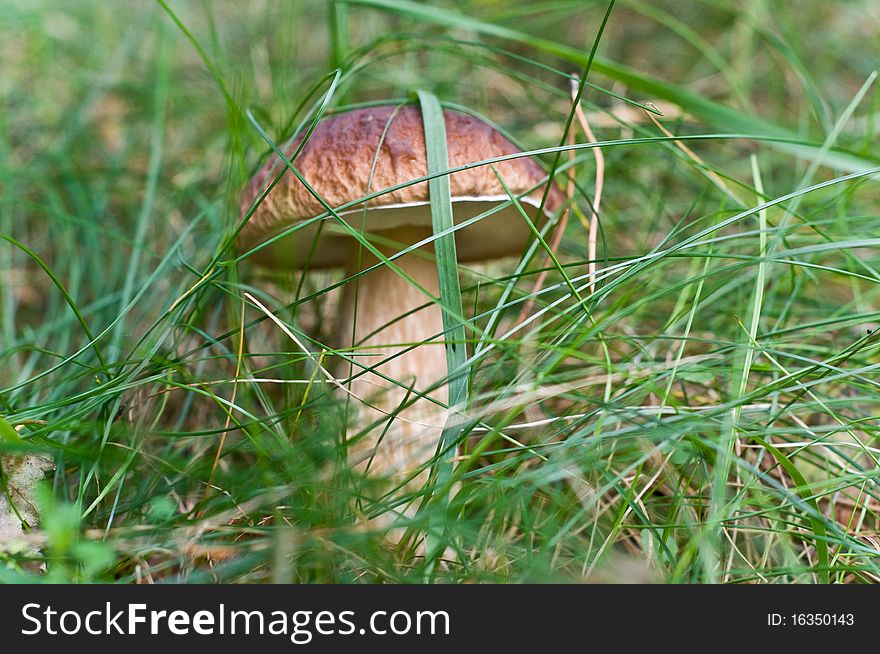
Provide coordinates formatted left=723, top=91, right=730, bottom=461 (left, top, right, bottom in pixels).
left=339, top=226, right=449, bottom=483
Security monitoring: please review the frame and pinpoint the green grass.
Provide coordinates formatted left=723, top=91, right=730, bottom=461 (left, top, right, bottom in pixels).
left=2, top=0, right=880, bottom=583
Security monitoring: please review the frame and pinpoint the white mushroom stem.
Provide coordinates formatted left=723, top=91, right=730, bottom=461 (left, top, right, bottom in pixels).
left=338, top=226, right=449, bottom=482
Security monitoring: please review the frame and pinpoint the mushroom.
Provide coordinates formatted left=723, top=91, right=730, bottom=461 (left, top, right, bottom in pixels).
left=238, top=104, right=563, bottom=491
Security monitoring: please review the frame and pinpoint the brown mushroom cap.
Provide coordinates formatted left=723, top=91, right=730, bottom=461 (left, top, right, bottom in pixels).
left=238, top=104, right=564, bottom=268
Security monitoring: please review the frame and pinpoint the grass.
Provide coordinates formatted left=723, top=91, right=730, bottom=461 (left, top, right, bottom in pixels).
left=1, top=0, right=880, bottom=583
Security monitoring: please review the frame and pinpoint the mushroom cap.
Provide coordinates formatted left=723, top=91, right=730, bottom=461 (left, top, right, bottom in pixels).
left=238, top=104, right=565, bottom=269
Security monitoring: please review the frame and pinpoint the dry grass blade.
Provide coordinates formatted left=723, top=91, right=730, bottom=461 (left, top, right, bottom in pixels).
left=518, top=74, right=605, bottom=324
left=572, top=77, right=605, bottom=295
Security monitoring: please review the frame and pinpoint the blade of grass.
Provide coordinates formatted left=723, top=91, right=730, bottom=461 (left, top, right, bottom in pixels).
left=416, top=89, right=467, bottom=570
left=111, top=21, right=171, bottom=361
left=752, top=436, right=830, bottom=584
left=330, top=1, right=350, bottom=70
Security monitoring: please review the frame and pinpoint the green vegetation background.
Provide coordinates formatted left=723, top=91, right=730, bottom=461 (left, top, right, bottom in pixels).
left=2, top=0, right=880, bottom=583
